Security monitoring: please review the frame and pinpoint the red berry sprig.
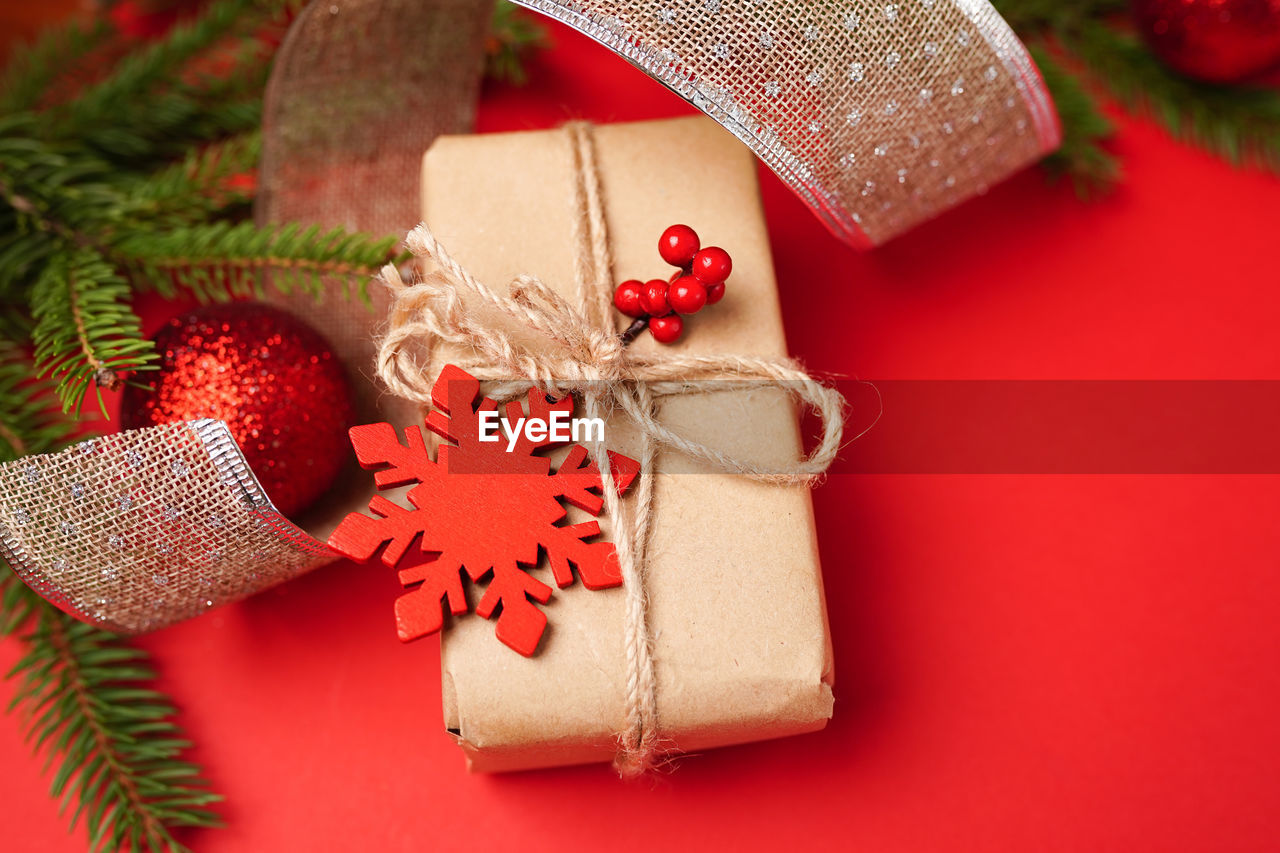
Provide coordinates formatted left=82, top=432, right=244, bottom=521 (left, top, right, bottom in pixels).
left=613, top=224, right=732, bottom=345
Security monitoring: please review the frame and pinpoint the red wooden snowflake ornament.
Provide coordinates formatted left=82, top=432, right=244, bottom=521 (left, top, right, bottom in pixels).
left=327, top=365, right=640, bottom=656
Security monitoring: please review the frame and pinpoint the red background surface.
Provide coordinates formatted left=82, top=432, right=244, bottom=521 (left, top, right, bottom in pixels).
left=5, top=18, right=1280, bottom=852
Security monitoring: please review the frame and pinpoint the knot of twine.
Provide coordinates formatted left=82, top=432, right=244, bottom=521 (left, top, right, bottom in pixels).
left=376, top=122, right=845, bottom=777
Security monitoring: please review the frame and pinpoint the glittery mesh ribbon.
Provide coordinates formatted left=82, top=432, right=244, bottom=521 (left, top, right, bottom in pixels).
left=0, top=422, right=332, bottom=633
left=512, top=0, right=1059, bottom=247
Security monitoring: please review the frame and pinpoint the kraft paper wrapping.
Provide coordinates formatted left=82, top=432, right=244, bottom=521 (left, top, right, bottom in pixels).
left=422, top=116, right=833, bottom=772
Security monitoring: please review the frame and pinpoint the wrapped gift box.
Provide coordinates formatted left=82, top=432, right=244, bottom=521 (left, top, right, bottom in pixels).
left=421, top=116, right=834, bottom=772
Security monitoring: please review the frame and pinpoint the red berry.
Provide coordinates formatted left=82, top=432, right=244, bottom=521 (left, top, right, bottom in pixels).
left=649, top=314, right=684, bottom=344
left=641, top=279, right=671, bottom=316
left=705, top=281, right=726, bottom=305
left=613, top=279, right=646, bottom=318
left=668, top=276, right=707, bottom=314
left=658, top=224, right=700, bottom=267
left=692, top=246, right=732, bottom=284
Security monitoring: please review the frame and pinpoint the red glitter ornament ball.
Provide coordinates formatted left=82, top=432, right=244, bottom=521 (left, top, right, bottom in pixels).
left=121, top=302, right=355, bottom=519
left=1134, top=0, right=1280, bottom=83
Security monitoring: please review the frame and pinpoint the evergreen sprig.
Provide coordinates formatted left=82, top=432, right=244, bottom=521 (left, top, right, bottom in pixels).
left=994, top=0, right=1280, bottom=190
left=7, top=610, right=222, bottom=853
left=31, top=250, right=158, bottom=416
left=114, top=221, right=399, bottom=302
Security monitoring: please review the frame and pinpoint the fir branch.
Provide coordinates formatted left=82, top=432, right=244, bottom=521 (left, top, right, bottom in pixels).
left=30, top=250, right=157, bottom=415
left=133, top=131, right=261, bottom=222
left=1065, top=21, right=1280, bottom=172
left=7, top=614, right=222, bottom=852
left=1029, top=44, right=1119, bottom=195
left=51, top=0, right=254, bottom=139
left=486, top=3, right=549, bottom=86
left=0, top=341, right=79, bottom=462
left=114, top=221, right=401, bottom=301
left=0, top=19, right=113, bottom=115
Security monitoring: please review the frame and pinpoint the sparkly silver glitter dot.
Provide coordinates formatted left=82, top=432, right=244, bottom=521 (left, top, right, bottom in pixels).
left=923, top=41, right=938, bottom=58
left=897, top=168, right=909, bottom=183
left=874, top=143, right=889, bottom=156
left=942, top=121, right=954, bottom=134
left=885, top=51, right=900, bottom=69
left=157, top=542, right=174, bottom=555
left=945, top=175, right=957, bottom=187
left=909, top=134, right=922, bottom=148
left=861, top=180, right=876, bottom=197
left=71, top=482, right=85, bottom=502
left=12, top=507, right=30, bottom=525
left=922, top=0, right=936, bottom=7
left=78, top=439, right=97, bottom=455
left=162, top=506, right=181, bottom=520
left=838, top=153, right=855, bottom=169
left=884, top=4, right=898, bottom=21
left=806, top=69, right=824, bottom=85
left=101, top=566, right=118, bottom=581
left=1015, top=118, right=1028, bottom=134
left=759, top=31, right=774, bottom=50
left=59, top=521, right=77, bottom=537
left=848, top=62, right=864, bottom=82
left=208, top=513, right=226, bottom=529
left=656, top=7, right=676, bottom=24
left=920, top=87, right=933, bottom=101
left=930, top=158, right=941, bottom=167
left=24, top=466, right=40, bottom=484
left=764, top=80, right=780, bottom=97
left=52, top=557, right=69, bottom=573
left=805, top=26, right=820, bottom=40
left=884, top=99, right=899, bottom=116
left=956, top=30, right=971, bottom=46
left=152, top=573, right=169, bottom=586
left=844, top=11, right=861, bottom=30
left=808, top=119, right=823, bottom=133
left=703, top=0, right=720, bottom=11
left=118, top=495, right=133, bottom=512
left=108, top=534, right=125, bottom=550
left=846, top=108, right=863, bottom=126
left=712, top=42, right=730, bottom=59
left=171, top=459, right=189, bottom=477
left=985, top=65, right=999, bottom=82
left=126, top=450, right=144, bottom=468
left=951, top=78, right=965, bottom=96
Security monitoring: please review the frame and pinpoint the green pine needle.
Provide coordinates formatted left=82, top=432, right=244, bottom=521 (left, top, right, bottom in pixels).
left=1066, top=21, right=1280, bottom=173
left=30, top=250, right=158, bottom=416
left=1029, top=44, right=1119, bottom=195
left=113, top=221, right=401, bottom=302
left=7, top=610, right=222, bottom=853
left=0, top=341, right=80, bottom=462
left=486, top=4, right=549, bottom=86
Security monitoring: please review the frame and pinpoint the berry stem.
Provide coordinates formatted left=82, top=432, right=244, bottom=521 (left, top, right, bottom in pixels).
left=619, top=317, right=649, bottom=346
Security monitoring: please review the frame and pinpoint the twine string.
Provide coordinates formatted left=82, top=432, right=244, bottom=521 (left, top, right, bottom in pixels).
left=375, top=122, right=845, bottom=776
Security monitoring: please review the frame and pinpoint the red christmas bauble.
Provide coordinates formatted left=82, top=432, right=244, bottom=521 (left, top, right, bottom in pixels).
left=121, top=302, right=355, bottom=519
left=1134, top=0, right=1280, bottom=83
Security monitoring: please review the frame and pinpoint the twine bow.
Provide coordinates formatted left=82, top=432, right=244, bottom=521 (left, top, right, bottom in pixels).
left=376, top=122, right=845, bottom=776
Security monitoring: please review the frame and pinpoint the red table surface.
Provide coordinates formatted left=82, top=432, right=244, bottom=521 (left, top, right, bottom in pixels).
left=5, top=19, right=1280, bottom=852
